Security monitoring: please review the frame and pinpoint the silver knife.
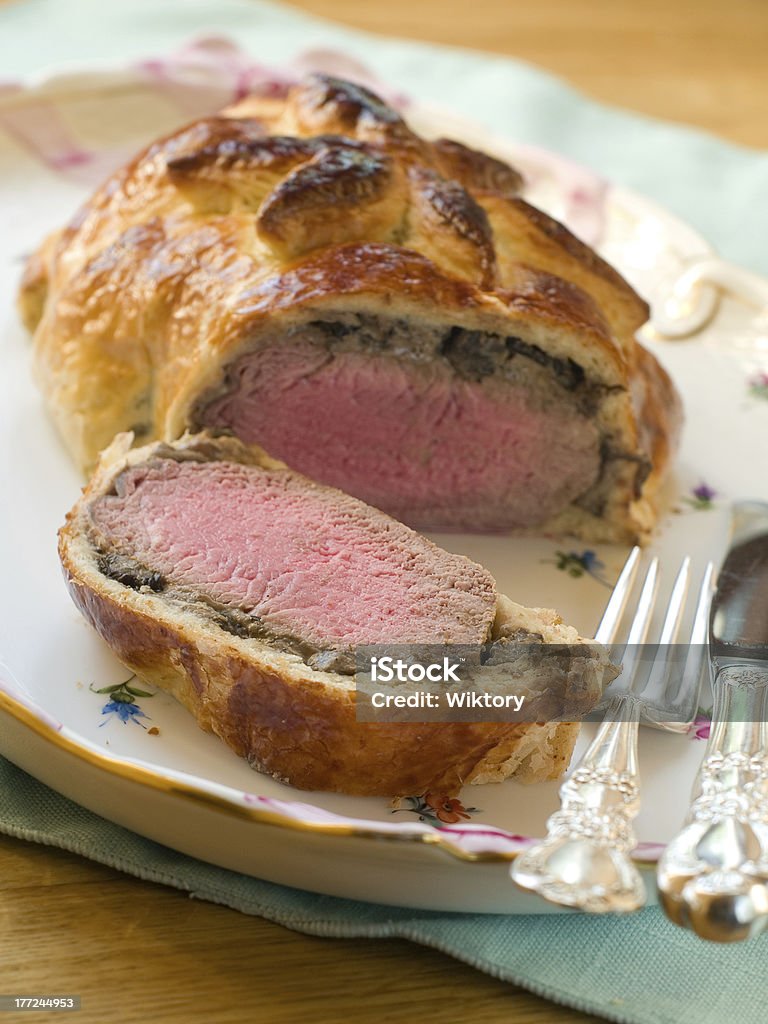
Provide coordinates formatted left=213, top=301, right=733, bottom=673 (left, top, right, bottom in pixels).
left=657, top=501, right=768, bottom=942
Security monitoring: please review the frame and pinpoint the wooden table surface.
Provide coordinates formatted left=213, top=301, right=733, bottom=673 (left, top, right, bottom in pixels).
left=2, top=1, right=767, bottom=1022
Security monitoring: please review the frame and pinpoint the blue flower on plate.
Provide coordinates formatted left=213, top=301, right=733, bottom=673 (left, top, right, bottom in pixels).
left=548, top=549, right=611, bottom=586
left=90, top=675, right=154, bottom=728
left=100, top=699, right=149, bottom=726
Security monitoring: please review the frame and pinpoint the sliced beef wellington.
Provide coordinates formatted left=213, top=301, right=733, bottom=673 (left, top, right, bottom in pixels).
left=59, top=433, right=609, bottom=796
left=23, top=73, right=681, bottom=541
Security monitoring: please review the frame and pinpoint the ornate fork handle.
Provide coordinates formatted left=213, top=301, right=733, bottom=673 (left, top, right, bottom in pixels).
left=511, top=698, right=646, bottom=912
left=657, top=664, right=768, bottom=942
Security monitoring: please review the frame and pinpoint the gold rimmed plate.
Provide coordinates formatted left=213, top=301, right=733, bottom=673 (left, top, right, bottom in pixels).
left=1, top=57, right=765, bottom=912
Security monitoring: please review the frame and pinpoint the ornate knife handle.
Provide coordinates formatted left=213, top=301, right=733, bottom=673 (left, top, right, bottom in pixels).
left=657, top=664, right=768, bottom=942
left=511, top=699, right=646, bottom=912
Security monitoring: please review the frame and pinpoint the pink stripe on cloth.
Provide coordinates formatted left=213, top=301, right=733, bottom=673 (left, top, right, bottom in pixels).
left=0, top=101, right=91, bottom=165
left=135, top=36, right=296, bottom=114
left=0, top=99, right=97, bottom=182
left=0, top=96, right=152, bottom=187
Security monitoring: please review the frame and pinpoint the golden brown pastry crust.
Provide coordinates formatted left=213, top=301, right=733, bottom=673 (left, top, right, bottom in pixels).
left=58, top=433, right=602, bottom=796
left=23, top=73, right=680, bottom=542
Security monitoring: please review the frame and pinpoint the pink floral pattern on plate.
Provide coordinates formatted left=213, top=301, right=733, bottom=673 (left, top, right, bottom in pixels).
left=688, top=709, right=712, bottom=741
left=748, top=370, right=768, bottom=400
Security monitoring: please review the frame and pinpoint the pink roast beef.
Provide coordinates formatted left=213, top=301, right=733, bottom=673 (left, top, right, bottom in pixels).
left=88, top=449, right=498, bottom=653
left=59, top=433, right=608, bottom=795
left=199, top=318, right=602, bottom=531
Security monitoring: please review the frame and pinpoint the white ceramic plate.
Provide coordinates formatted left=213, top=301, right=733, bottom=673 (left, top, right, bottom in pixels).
left=2, top=54, right=768, bottom=914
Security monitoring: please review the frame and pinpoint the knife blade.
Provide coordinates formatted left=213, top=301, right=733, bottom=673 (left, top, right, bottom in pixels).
left=710, top=500, right=768, bottom=662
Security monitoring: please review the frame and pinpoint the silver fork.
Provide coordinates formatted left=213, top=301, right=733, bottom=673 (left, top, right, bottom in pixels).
left=511, top=549, right=715, bottom=913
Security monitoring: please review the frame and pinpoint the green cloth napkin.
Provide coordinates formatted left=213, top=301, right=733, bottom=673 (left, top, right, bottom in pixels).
left=2, top=3, right=768, bottom=1023
left=1, top=755, right=764, bottom=1024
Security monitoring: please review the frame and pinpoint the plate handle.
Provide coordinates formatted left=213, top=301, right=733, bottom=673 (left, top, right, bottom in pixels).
left=652, top=257, right=768, bottom=339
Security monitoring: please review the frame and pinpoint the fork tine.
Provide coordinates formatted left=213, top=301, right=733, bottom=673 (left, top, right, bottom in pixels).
left=595, top=546, right=641, bottom=644
left=637, top=557, right=690, bottom=702
left=635, top=560, right=714, bottom=725
left=669, top=561, right=715, bottom=704
left=689, top=562, right=715, bottom=647
left=626, top=557, right=660, bottom=646
left=614, top=556, right=661, bottom=698
left=658, top=557, right=691, bottom=646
